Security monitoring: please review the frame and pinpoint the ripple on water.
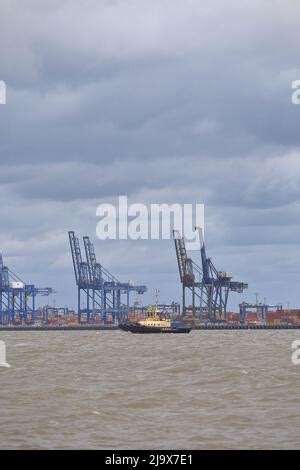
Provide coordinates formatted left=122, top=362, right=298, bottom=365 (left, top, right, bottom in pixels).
left=0, top=330, right=299, bottom=449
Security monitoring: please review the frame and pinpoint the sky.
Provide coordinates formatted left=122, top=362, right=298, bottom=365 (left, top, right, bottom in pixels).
left=1, top=0, right=300, bottom=311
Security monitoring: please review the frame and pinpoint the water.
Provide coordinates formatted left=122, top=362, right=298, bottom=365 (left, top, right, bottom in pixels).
left=0, top=330, right=299, bottom=449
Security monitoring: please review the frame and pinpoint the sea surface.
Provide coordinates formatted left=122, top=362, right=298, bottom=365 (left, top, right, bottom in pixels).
left=0, top=330, right=299, bottom=449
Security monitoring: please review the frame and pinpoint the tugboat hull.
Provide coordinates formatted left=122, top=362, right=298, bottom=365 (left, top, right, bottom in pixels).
left=119, top=322, right=191, bottom=334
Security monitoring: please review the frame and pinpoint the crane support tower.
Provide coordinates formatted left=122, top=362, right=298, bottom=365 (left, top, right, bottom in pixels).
left=173, top=228, right=248, bottom=322
left=0, top=253, right=53, bottom=324
left=68, top=231, right=147, bottom=323
left=239, top=302, right=282, bottom=323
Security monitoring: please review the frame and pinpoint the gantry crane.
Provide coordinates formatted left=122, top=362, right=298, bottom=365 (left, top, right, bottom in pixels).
left=173, top=228, right=248, bottom=321
left=239, top=302, right=282, bottom=323
left=69, top=232, right=147, bottom=323
left=0, top=253, right=53, bottom=324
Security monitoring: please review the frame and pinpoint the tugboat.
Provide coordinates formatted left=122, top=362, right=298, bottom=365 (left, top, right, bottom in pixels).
left=119, top=305, right=192, bottom=334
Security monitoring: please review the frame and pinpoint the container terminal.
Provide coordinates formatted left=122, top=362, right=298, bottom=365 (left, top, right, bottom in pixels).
left=1, top=229, right=300, bottom=330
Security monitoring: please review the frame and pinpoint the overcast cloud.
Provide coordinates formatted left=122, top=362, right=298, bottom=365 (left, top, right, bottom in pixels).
left=1, top=0, right=300, bottom=309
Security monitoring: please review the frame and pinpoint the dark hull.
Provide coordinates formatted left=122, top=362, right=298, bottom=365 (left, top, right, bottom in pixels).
left=119, top=323, right=191, bottom=334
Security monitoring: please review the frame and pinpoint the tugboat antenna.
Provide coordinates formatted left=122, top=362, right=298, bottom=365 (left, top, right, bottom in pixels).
left=155, top=288, right=160, bottom=308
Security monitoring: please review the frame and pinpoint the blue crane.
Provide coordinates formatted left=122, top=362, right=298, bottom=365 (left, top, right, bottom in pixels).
left=69, top=232, right=147, bottom=323
left=173, top=228, right=248, bottom=321
left=0, top=253, right=53, bottom=324
left=239, top=302, right=282, bottom=323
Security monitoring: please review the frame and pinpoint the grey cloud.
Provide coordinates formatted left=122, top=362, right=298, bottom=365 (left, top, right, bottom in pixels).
left=1, top=1, right=300, bottom=309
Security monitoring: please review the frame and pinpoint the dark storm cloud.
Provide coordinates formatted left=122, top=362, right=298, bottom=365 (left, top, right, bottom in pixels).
left=1, top=0, right=300, bottom=308
left=1, top=1, right=300, bottom=166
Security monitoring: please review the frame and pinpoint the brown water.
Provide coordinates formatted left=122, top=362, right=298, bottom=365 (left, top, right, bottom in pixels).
left=0, top=330, right=299, bottom=449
